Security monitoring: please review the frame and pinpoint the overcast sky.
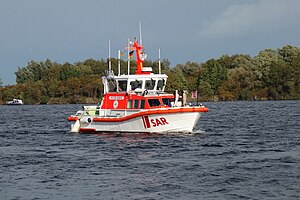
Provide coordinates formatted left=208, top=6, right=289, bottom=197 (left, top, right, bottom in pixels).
left=1, top=0, right=300, bottom=85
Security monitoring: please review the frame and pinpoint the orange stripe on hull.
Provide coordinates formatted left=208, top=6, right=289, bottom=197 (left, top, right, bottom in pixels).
left=93, top=107, right=208, bottom=123
left=67, top=116, right=78, bottom=121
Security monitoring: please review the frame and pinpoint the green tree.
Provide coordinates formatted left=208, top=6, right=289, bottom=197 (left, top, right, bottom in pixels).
left=82, top=58, right=106, bottom=75
left=22, top=82, right=44, bottom=104
left=201, top=59, right=228, bottom=95
left=290, top=53, right=300, bottom=98
left=218, top=54, right=253, bottom=69
left=179, top=62, right=202, bottom=92
left=278, top=45, right=300, bottom=64
left=218, top=67, right=255, bottom=100
left=267, top=61, right=295, bottom=99
left=165, top=67, right=187, bottom=92
left=198, top=80, right=214, bottom=101
left=1, top=86, right=18, bottom=101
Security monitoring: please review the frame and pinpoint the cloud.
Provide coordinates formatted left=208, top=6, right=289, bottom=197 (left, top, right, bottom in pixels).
left=198, top=0, right=300, bottom=39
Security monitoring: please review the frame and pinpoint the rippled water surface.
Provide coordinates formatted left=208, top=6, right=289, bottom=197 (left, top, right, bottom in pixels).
left=0, top=101, right=299, bottom=200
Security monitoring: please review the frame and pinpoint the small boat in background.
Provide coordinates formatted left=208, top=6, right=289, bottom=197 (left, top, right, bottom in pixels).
left=6, top=99, right=24, bottom=105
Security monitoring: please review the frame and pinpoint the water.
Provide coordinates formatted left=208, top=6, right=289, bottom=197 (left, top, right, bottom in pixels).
left=0, top=101, right=299, bottom=200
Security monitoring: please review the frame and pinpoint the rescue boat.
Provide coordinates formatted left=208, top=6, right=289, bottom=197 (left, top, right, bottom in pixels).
left=67, top=36, right=208, bottom=133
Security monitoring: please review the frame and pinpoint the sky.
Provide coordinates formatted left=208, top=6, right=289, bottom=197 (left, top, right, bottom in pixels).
left=1, top=0, right=300, bottom=85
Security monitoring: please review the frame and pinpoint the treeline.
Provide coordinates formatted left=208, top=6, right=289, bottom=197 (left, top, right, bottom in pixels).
left=0, top=45, right=299, bottom=104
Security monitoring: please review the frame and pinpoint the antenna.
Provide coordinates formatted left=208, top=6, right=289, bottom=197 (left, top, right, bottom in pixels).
left=118, top=50, right=121, bottom=76
left=158, top=48, right=161, bottom=74
left=108, top=40, right=111, bottom=71
left=139, top=21, right=143, bottom=46
left=127, top=38, right=130, bottom=75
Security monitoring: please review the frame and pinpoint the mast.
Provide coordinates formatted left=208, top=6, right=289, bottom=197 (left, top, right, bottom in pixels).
left=133, top=37, right=144, bottom=74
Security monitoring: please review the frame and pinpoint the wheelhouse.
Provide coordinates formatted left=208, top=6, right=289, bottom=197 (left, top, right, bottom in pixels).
left=103, top=71, right=168, bottom=94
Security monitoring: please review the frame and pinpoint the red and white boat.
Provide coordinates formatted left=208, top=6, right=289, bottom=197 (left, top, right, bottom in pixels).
left=67, top=35, right=208, bottom=134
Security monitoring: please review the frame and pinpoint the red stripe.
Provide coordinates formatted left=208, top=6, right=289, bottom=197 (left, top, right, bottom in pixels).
left=144, top=116, right=150, bottom=128
left=142, top=116, right=146, bottom=129
left=79, top=127, right=96, bottom=132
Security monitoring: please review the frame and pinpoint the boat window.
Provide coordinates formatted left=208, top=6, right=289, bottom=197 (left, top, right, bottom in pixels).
left=148, top=99, right=161, bottom=107
left=130, top=80, right=142, bottom=90
left=140, top=100, right=145, bottom=109
left=134, top=100, right=139, bottom=109
left=157, top=79, right=165, bottom=90
left=145, top=79, right=155, bottom=90
left=162, top=98, right=171, bottom=107
left=137, top=80, right=142, bottom=88
left=118, top=80, right=127, bottom=92
left=108, top=78, right=117, bottom=92
left=127, top=100, right=132, bottom=109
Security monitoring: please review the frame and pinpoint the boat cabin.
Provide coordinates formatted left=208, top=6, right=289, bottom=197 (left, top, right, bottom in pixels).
left=100, top=71, right=174, bottom=112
